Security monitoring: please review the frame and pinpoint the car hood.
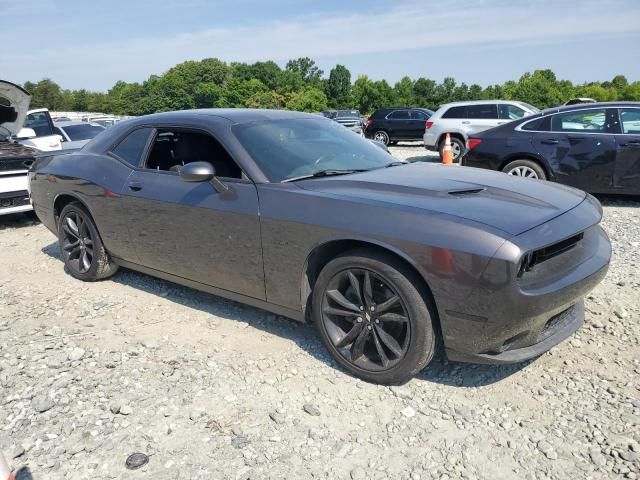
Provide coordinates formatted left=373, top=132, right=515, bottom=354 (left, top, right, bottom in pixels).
left=296, top=163, right=587, bottom=236
left=0, top=80, right=31, bottom=137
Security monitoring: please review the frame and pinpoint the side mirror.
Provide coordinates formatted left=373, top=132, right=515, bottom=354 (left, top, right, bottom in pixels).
left=15, top=128, right=36, bottom=139
left=179, top=161, right=215, bottom=182
left=179, top=161, right=229, bottom=193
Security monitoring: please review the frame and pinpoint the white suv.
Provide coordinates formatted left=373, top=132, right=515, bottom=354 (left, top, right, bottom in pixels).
left=423, top=100, right=539, bottom=161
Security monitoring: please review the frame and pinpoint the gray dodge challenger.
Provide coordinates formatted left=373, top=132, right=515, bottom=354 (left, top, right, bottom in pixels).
left=29, top=109, right=611, bottom=384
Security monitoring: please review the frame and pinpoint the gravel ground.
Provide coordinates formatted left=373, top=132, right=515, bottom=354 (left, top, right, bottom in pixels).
left=0, top=146, right=638, bottom=479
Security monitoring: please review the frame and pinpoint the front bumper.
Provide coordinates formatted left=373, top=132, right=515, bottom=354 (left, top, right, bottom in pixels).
left=440, top=196, right=611, bottom=364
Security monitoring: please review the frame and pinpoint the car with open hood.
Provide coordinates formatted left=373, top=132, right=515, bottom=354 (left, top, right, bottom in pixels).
left=29, top=109, right=610, bottom=384
left=0, top=80, right=38, bottom=215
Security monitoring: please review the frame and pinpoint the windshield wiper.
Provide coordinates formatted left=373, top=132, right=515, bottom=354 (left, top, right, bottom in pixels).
left=282, top=169, right=368, bottom=183
left=384, top=161, right=407, bottom=168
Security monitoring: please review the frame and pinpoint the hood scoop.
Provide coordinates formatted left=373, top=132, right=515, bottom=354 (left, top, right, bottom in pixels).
left=448, top=188, right=486, bottom=196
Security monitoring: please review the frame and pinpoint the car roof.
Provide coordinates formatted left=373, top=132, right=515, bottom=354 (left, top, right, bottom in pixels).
left=126, top=108, right=320, bottom=125
left=542, top=101, right=640, bottom=114
left=439, top=100, right=528, bottom=108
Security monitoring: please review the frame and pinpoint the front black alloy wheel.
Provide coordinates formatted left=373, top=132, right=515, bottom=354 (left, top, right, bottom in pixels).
left=313, top=250, right=437, bottom=385
left=58, top=202, right=118, bottom=281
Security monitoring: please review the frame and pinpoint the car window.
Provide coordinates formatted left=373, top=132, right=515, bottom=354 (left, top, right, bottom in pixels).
left=619, top=109, right=640, bottom=134
left=388, top=110, right=409, bottom=120
left=62, top=124, right=105, bottom=141
left=551, top=109, right=607, bottom=133
left=410, top=110, right=428, bottom=120
left=111, top=127, right=154, bottom=167
left=54, top=127, right=67, bottom=141
left=498, top=104, right=526, bottom=120
left=467, top=104, right=498, bottom=119
left=521, top=117, right=548, bottom=131
left=24, top=111, right=54, bottom=137
left=442, top=106, right=467, bottom=119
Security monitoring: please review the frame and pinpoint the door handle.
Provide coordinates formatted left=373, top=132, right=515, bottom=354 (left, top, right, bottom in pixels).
left=128, top=181, right=143, bottom=191
left=541, top=139, right=559, bottom=145
left=461, top=121, right=470, bottom=125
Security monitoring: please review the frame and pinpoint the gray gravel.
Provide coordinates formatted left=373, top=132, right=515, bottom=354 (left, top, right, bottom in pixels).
left=0, top=156, right=638, bottom=479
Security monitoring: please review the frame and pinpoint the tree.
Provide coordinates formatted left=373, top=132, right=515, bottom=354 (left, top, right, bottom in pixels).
left=245, top=90, right=287, bottom=109
left=286, top=87, right=328, bottom=112
left=413, top=78, right=437, bottom=109
left=23, top=79, right=64, bottom=109
left=286, top=57, right=323, bottom=85
left=393, top=77, right=414, bottom=106
left=325, top=65, right=352, bottom=109
left=220, top=78, right=268, bottom=107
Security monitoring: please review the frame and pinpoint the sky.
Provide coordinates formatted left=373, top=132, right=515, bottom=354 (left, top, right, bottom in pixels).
left=2, top=0, right=640, bottom=91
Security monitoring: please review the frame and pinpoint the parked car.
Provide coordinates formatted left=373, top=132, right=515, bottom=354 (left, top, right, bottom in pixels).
left=0, top=80, right=37, bottom=216
left=30, top=109, right=610, bottom=385
left=424, top=101, right=539, bottom=161
left=321, top=110, right=364, bottom=136
left=463, top=102, right=640, bottom=195
left=364, top=107, right=434, bottom=145
left=564, top=98, right=597, bottom=106
left=54, top=121, right=105, bottom=150
left=82, top=116, right=119, bottom=128
left=20, top=108, right=63, bottom=152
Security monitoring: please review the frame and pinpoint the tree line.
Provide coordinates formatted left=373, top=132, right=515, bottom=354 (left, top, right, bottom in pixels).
left=23, top=57, right=640, bottom=116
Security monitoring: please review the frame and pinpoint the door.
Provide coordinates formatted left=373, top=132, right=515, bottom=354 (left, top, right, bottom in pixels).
left=121, top=127, right=266, bottom=300
left=533, top=108, right=615, bottom=192
left=20, top=110, right=62, bottom=151
left=613, top=108, right=640, bottom=193
left=386, top=110, right=411, bottom=138
left=465, top=104, right=500, bottom=135
left=408, top=110, right=429, bottom=139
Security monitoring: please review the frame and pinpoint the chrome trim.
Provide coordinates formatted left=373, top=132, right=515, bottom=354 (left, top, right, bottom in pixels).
left=516, top=106, right=640, bottom=135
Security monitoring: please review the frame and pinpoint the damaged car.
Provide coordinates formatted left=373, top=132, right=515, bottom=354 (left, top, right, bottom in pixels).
left=29, top=109, right=611, bottom=384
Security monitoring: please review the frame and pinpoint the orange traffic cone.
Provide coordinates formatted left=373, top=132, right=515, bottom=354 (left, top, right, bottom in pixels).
left=0, top=451, right=14, bottom=480
left=442, top=133, right=454, bottom=165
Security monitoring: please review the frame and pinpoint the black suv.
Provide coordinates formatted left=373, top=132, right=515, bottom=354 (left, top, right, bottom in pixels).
left=364, top=107, right=433, bottom=145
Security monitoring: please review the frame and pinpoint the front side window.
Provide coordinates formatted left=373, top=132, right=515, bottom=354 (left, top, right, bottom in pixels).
left=467, top=104, right=498, bottom=119
left=111, top=127, right=153, bottom=167
left=551, top=109, right=607, bottom=133
left=24, top=111, right=54, bottom=137
left=442, top=106, right=467, bottom=119
left=233, top=118, right=396, bottom=182
left=498, top=104, right=526, bottom=120
left=144, top=128, right=242, bottom=179
left=388, top=110, right=409, bottom=120
left=619, top=109, right=640, bottom=134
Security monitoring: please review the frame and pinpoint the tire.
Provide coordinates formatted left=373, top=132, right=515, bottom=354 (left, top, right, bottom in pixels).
left=439, top=136, right=465, bottom=162
left=389, top=141, right=398, bottom=146
left=58, top=202, right=118, bottom=281
left=502, top=159, right=547, bottom=180
left=373, top=131, right=390, bottom=145
left=312, top=249, right=437, bottom=385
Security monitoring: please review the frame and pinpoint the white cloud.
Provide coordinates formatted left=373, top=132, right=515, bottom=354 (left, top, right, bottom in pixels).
left=5, top=0, right=640, bottom=89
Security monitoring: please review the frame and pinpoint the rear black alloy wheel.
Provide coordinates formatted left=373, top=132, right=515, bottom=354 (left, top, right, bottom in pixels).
left=502, top=159, right=547, bottom=181
left=313, top=250, right=436, bottom=385
left=58, top=202, right=118, bottom=281
left=61, top=211, right=94, bottom=274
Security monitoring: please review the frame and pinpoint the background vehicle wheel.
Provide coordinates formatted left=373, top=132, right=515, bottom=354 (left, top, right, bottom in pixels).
left=439, top=136, right=465, bottom=162
left=58, top=202, right=118, bottom=281
left=502, top=159, right=547, bottom=180
left=373, top=131, right=390, bottom=145
left=389, top=141, right=398, bottom=146
left=312, top=249, right=437, bottom=385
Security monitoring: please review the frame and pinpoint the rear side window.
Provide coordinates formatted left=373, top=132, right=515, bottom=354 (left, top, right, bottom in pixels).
left=388, top=110, right=409, bottom=119
left=551, top=109, right=607, bottom=133
left=521, top=117, right=547, bottom=131
left=411, top=110, right=429, bottom=120
left=619, top=108, right=640, bottom=134
left=111, top=127, right=153, bottom=167
left=498, top=104, right=526, bottom=120
left=467, top=104, right=498, bottom=119
left=442, top=106, right=467, bottom=119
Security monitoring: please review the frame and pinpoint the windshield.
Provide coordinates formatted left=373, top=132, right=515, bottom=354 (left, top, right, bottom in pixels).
left=60, top=124, right=105, bottom=141
left=233, top=118, right=396, bottom=182
left=336, top=110, right=360, bottom=119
